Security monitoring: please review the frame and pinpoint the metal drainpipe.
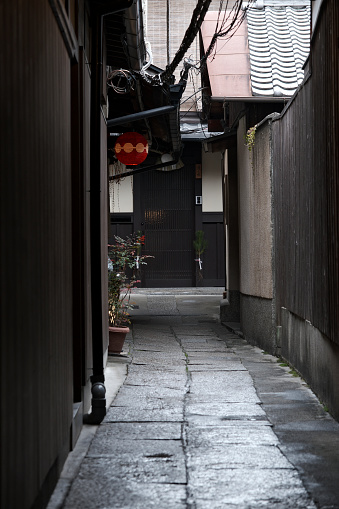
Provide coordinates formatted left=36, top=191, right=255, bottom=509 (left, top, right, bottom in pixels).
left=110, top=157, right=180, bottom=180
left=107, top=105, right=177, bottom=127
left=84, top=0, right=133, bottom=425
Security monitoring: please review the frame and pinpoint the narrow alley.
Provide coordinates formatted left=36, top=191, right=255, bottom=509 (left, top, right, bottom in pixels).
left=48, top=290, right=339, bottom=509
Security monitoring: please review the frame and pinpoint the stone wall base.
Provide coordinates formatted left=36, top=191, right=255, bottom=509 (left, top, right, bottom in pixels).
left=220, top=290, right=240, bottom=323
left=240, top=293, right=277, bottom=355
left=280, top=307, right=339, bottom=421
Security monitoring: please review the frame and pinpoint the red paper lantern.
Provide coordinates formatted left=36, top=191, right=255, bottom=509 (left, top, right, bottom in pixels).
left=114, top=132, right=148, bottom=166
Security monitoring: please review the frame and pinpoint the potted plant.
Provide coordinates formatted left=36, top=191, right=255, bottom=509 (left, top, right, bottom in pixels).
left=107, top=269, right=132, bottom=354
left=108, top=232, right=151, bottom=354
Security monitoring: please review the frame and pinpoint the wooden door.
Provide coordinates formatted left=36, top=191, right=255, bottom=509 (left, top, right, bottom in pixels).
left=134, top=166, right=195, bottom=287
left=202, top=214, right=225, bottom=287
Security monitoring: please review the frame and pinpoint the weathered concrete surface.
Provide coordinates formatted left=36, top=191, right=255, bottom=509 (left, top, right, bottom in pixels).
left=240, top=293, right=277, bottom=355
left=48, top=290, right=339, bottom=509
left=280, top=307, right=339, bottom=423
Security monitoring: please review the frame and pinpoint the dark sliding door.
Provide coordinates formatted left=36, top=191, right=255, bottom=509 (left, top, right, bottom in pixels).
left=134, top=166, right=195, bottom=287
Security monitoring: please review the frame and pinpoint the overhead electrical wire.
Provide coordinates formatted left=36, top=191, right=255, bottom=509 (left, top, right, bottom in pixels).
left=160, top=0, right=213, bottom=83
left=138, top=0, right=253, bottom=89
left=198, top=0, right=255, bottom=70
left=178, top=0, right=255, bottom=137
left=159, top=0, right=254, bottom=84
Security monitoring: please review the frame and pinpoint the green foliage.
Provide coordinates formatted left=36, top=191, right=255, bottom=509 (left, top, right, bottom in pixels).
left=108, top=232, right=153, bottom=326
left=193, top=230, right=208, bottom=257
left=277, top=357, right=301, bottom=379
left=245, top=125, right=257, bottom=152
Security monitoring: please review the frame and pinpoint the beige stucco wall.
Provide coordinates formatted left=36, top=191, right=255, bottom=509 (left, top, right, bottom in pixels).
left=202, top=150, right=223, bottom=212
left=238, top=115, right=273, bottom=299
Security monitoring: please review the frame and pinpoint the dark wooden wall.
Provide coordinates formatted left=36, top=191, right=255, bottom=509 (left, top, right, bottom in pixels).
left=0, top=1, right=94, bottom=508
left=201, top=214, right=225, bottom=287
left=273, top=0, right=339, bottom=344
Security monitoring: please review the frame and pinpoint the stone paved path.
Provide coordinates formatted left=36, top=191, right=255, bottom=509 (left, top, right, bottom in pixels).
left=59, top=315, right=339, bottom=509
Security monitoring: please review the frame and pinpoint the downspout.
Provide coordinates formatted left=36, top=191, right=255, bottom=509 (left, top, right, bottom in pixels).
left=84, top=0, right=133, bottom=425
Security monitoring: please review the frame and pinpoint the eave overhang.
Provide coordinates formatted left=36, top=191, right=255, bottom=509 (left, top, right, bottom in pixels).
left=203, top=130, right=237, bottom=153
left=105, top=1, right=183, bottom=172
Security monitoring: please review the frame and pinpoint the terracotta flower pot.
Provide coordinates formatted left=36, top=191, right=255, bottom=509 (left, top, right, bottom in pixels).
left=108, top=326, right=130, bottom=354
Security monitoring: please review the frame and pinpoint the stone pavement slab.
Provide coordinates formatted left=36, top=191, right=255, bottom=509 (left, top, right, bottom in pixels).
left=64, top=476, right=187, bottom=509
left=105, top=404, right=184, bottom=422
left=48, top=291, right=339, bottom=509
left=187, top=468, right=316, bottom=509
left=88, top=421, right=182, bottom=441
left=185, top=421, right=279, bottom=446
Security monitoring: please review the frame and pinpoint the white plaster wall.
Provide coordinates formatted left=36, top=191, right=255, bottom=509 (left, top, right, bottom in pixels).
left=238, top=116, right=273, bottom=299
left=202, top=150, right=223, bottom=212
left=109, top=176, right=133, bottom=213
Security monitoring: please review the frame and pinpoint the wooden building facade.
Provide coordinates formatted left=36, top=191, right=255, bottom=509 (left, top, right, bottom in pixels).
left=272, top=0, right=339, bottom=418
left=0, top=1, right=129, bottom=507
left=0, top=0, right=192, bottom=505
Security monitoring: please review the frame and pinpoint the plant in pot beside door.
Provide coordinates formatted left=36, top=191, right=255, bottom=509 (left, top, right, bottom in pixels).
left=108, top=233, right=152, bottom=354
left=107, top=268, right=131, bottom=354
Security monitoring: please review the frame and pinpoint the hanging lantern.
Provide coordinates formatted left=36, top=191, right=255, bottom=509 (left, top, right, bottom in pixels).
left=114, top=132, right=148, bottom=166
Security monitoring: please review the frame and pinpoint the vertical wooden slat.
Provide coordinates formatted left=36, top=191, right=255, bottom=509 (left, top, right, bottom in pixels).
left=273, top=0, right=338, bottom=344
left=1, top=1, right=75, bottom=507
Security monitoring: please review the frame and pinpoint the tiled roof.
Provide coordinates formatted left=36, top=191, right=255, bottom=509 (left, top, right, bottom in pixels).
left=247, top=4, right=311, bottom=96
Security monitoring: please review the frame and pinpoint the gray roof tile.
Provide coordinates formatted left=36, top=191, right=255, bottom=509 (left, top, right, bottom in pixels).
left=247, top=3, right=310, bottom=96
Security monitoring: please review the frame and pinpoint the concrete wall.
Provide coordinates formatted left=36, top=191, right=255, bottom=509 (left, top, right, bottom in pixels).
left=280, top=308, right=339, bottom=421
left=241, top=295, right=276, bottom=354
left=238, top=116, right=273, bottom=299
left=237, top=116, right=276, bottom=352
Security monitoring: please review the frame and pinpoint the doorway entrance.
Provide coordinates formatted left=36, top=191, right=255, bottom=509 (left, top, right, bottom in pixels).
left=134, top=165, right=195, bottom=287
left=110, top=143, right=226, bottom=289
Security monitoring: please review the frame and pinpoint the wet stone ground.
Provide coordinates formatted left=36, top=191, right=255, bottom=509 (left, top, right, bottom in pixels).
left=60, top=312, right=339, bottom=509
